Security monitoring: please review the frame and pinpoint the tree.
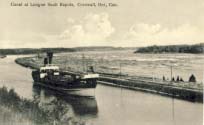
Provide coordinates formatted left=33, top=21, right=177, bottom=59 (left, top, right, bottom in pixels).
left=189, top=74, right=196, bottom=82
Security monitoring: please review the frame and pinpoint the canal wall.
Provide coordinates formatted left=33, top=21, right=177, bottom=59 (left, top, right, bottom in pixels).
left=98, top=77, right=203, bottom=102
left=15, top=57, right=203, bottom=102
left=15, top=57, right=40, bottom=69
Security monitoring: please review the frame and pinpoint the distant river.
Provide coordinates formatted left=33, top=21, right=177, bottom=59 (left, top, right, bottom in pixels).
left=0, top=54, right=203, bottom=125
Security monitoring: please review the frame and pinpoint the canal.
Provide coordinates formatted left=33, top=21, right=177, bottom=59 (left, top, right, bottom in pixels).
left=0, top=55, right=203, bottom=125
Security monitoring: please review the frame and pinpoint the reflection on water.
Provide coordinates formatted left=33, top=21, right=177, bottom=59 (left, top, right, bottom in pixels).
left=32, top=85, right=98, bottom=118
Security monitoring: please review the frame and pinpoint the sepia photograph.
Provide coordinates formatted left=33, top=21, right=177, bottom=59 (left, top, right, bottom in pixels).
left=0, top=0, right=203, bottom=125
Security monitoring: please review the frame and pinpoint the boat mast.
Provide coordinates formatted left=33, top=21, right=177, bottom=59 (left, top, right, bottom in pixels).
left=82, top=54, right=85, bottom=72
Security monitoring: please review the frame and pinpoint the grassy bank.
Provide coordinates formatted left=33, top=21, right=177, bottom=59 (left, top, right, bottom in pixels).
left=0, top=86, right=85, bottom=125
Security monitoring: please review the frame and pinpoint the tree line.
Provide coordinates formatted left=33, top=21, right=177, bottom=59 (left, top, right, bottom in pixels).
left=0, top=46, right=135, bottom=55
left=135, top=43, right=204, bottom=54
left=0, top=48, right=76, bottom=55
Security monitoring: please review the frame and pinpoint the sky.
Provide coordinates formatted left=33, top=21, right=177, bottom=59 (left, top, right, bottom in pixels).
left=0, top=0, right=204, bottom=48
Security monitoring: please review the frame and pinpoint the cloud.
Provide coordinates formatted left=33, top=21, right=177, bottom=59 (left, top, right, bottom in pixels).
left=0, top=33, right=48, bottom=48
left=0, top=39, right=49, bottom=48
left=123, top=23, right=204, bottom=46
left=129, top=23, right=161, bottom=35
left=59, top=13, right=115, bottom=46
left=1, top=12, right=203, bottom=48
left=0, top=13, right=115, bottom=48
left=67, top=18, right=75, bottom=24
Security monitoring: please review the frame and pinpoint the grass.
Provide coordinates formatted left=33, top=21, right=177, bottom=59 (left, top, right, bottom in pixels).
left=0, top=86, right=85, bottom=125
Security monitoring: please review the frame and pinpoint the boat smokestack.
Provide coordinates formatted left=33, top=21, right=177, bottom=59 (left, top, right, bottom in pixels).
left=47, top=52, right=53, bottom=64
left=44, top=58, right=48, bottom=66
left=88, top=66, right=94, bottom=73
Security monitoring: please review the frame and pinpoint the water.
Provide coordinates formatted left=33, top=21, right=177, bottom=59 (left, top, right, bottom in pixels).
left=0, top=54, right=203, bottom=125
left=55, top=50, right=204, bottom=83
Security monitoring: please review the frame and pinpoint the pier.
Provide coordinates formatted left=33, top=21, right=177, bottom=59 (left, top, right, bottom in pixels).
left=98, top=74, right=203, bottom=102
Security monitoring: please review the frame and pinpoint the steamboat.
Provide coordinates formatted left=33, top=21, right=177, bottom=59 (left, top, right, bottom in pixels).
left=32, top=52, right=99, bottom=97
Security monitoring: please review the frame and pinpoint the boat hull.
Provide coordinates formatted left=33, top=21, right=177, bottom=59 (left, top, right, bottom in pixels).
left=34, top=82, right=96, bottom=97
left=32, top=70, right=98, bottom=97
